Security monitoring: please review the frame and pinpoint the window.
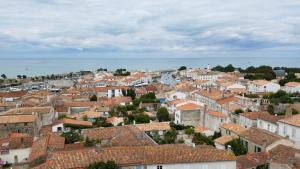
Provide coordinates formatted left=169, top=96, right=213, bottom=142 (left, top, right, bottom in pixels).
left=267, top=124, right=270, bottom=131
left=24, top=122, right=27, bottom=126
left=283, top=126, right=287, bottom=135
left=259, top=121, right=263, bottom=127
left=226, top=130, right=231, bottom=135
left=254, top=146, right=261, bottom=152
left=242, top=140, right=248, bottom=151
left=157, top=166, right=163, bottom=169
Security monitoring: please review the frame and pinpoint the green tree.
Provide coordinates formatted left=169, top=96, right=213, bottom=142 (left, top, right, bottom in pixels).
left=178, top=66, right=187, bottom=71
left=90, top=95, right=98, bottom=101
left=225, top=139, right=247, bottom=156
left=61, top=130, right=81, bottom=144
left=192, top=133, right=214, bottom=146
left=164, top=129, right=177, bottom=144
left=234, top=109, right=244, bottom=115
left=83, top=115, right=88, bottom=121
left=84, top=137, right=96, bottom=147
left=292, top=108, right=299, bottom=115
left=224, top=64, right=235, bottom=72
left=122, top=89, right=136, bottom=100
left=184, top=127, right=194, bottom=135
left=134, top=114, right=150, bottom=124
left=1, top=74, right=7, bottom=79
left=87, top=161, right=118, bottom=169
left=156, top=108, right=170, bottom=122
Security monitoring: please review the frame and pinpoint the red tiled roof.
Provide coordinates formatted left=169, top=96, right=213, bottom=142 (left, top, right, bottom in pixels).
left=82, top=125, right=156, bottom=147
left=33, top=144, right=236, bottom=169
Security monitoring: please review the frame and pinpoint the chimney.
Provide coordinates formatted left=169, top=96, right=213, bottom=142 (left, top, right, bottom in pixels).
left=133, top=120, right=136, bottom=125
left=95, top=144, right=101, bottom=152
left=192, top=143, right=196, bottom=148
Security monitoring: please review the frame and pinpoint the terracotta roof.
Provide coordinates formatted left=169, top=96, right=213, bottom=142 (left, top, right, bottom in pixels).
left=166, top=99, right=187, bottom=106
left=64, top=102, right=96, bottom=107
left=257, top=114, right=285, bottom=124
left=252, top=80, right=270, bottom=86
left=95, top=86, right=128, bottom=92
left=6, top=133, right=33, bottom=149
left=0, top=90, right=27, bottom=98
left=195, top=89, right=234, bottom=101
left=194, top=126, right=209, bottom=133
left=106, top=117, right=124, bottom=124
left=68, top=111, right=101, bottom=119
left=208, top=111, right=226, bottom=118
left=268, top=144, right=300, bottom=164
left=278, top=114, right=300, bottom=127
left=236, top=152, right=269, bottom=169
left=29, top=134, right=65, bottom=162
left=0, top=102, right=17, bottom=107
left=135, top=122, right=171, bottom=132
left=105, top=97, right=132, bottom=106
left=54, top=118, right=92, bottom=127
left=216, top=97, right=239, bottom=105
left=239, top=127, right=284, bottom=147
left=145, top=85, right=157, bottom=92
left=48, top=134, right=65, bottom=150
left=33, top=144, right=236, bottom=169
left=29, top=136, right=49, bottom=162
left=5, top=106, right=52, bottom=115
left=239, top=112, right=267, bottom=120
left=193, top=80, right=209, bottom=85
left=214, top=135, right=234, bottom=145
left=285, top=82, right=300, bottom=87
left=82, top=125, right=156, bottom=147
left=0, top=114, right=36, bottom=124
left=220, top=123, right=248, bottom=134
left=177, top=103, right=202, bottom=111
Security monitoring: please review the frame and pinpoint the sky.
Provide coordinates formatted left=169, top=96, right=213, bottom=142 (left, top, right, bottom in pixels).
left=0, top=0, right=300, bottom=58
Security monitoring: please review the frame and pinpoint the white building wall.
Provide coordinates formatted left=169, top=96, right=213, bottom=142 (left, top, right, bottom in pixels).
left=147, top=161, right=236, bottom=169
left=239, top=116, right=256, bottom=128
left=52, top=123, right=64, bottom=132
left=257, top=119, right=278, bottom=133
left=283, top=86, right=300, bottom=93
left=278, top=122, right=300, bottom=148
left=0, top=148, right=31, bottom=164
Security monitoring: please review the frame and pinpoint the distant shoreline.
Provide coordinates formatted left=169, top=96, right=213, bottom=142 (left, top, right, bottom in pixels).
left=1, top=56, right=299, bottom=77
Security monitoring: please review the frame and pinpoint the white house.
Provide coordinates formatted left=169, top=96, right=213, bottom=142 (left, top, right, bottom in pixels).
left=277, top=114, right=300, bottom=148
left=167, top=91, right=187, bottom=101
left=205, top=111, right=226, bottom=131
left=175, top=101, right=204, bottom=126
left=248, top=80, right=280, bottom=93
left=239, top=112, right=267, bottom=128
left=283, top=82, right=300, bottom=93
left=0, top=133, right=33, bottom=165
left=52, top=118, right=92, bottom=133
left=256, top=114, right=284, bottom=134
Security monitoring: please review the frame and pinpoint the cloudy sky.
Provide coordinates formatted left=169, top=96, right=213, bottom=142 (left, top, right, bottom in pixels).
left=0, top=0, right=300, bottom=57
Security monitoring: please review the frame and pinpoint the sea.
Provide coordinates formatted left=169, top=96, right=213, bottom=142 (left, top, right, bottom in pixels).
left=0, top=56, right=299, bottom=77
